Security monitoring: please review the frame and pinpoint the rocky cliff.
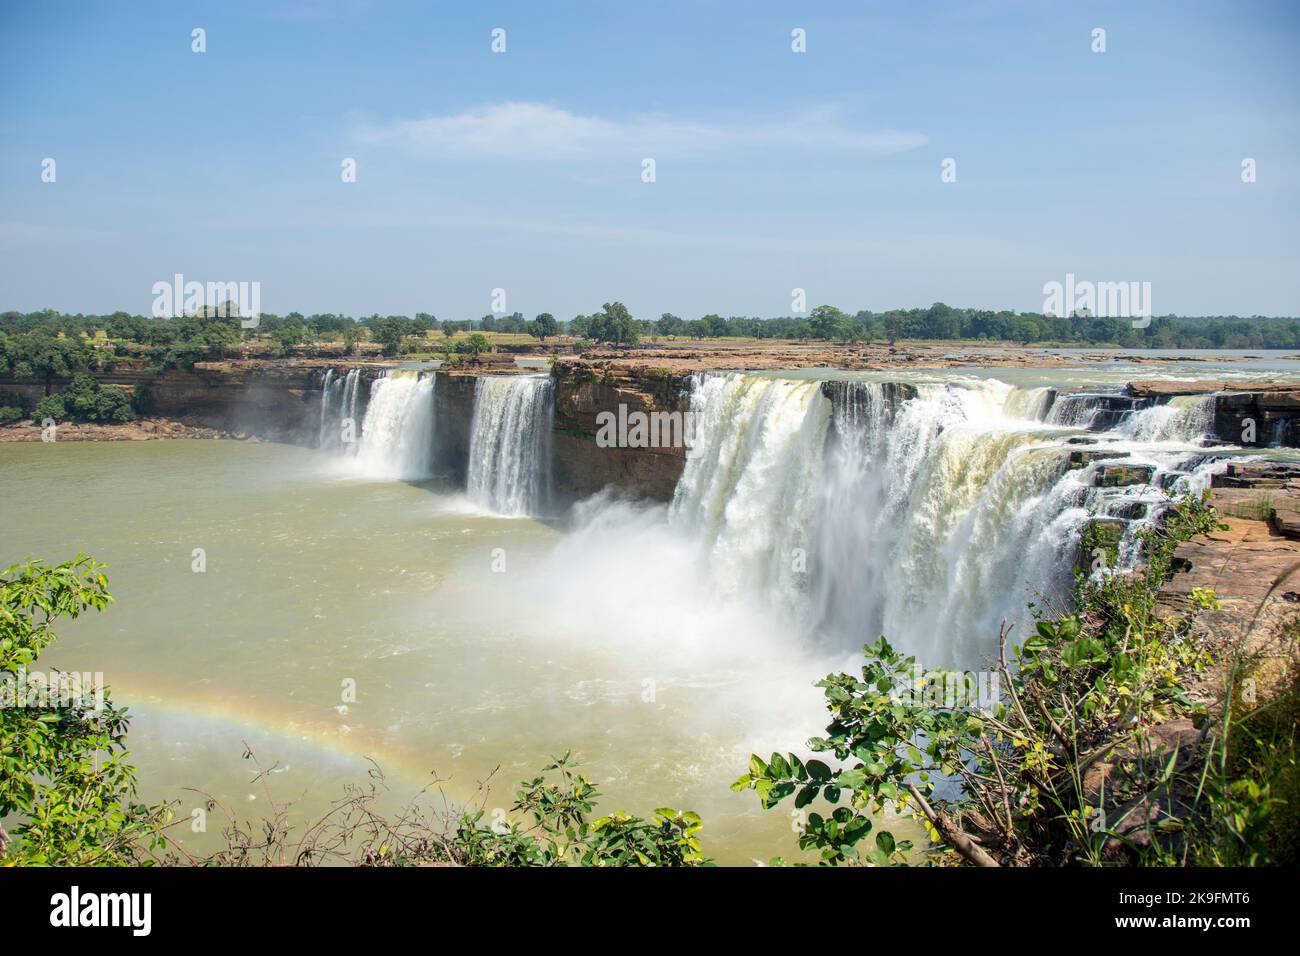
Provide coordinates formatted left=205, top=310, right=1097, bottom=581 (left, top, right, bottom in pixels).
left=549, top=361, right=690, bottom=503
left=6, top=363, right=1298, bottom=502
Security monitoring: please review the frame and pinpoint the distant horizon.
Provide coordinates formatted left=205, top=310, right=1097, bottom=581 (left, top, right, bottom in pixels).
left=4, top=304, right=1299, bottom=323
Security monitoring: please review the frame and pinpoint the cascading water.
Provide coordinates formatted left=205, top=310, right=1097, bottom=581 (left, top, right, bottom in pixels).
left=1043, top=388, right=1217, bottom=444
left=353, top=370, right=437, bottom=481
left=466, top=374, right=554, bottom=516
left=317, top=368, right=335, bottom=446
left=312, top=363, right=1234, bottom=671
left=344, top=368, right=362, bottom=431
left=668, top=372, right=1232, bottom=669
left=318, top=368, right=364, bottom=454
left=669, top=374, right=830, bottom=613
left=805, top=379, right=1088, bottom=666
left=1115, top=394, right=1217, bottom=443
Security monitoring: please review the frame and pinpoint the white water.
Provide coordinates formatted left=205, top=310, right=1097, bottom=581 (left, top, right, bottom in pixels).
left=669, top=375, right=830, bottom=614
left=467, top=374, right=554, bottom=516
left=805, top=381, right=1080, bottom=665
left=317, top=368, right=335, bottom=446
left=343, top=368, right=362, bottom=437
left=309, top=366, right=1236, bottom=668
left=354, top=370, right=437, bottom=481
left=665, top=372, right=1229, bottom=668
left=1116, top=394, right=1217, bottom=443
left=318, top=368, right=363, bottom=454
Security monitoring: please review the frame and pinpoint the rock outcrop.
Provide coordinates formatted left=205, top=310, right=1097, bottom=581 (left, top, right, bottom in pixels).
left=549, top=362, right=690, bottom=503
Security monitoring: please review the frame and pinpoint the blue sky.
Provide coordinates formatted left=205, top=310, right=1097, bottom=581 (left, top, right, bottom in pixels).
left=2, top=0, right=1297, bottom=319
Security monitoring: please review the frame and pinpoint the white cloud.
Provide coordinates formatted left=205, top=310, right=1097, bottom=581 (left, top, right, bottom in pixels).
left=352, top=101, right=926, bottom=161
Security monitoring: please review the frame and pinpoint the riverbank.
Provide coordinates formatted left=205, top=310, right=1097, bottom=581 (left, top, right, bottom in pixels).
left=0, top=417, right=241, bottom=442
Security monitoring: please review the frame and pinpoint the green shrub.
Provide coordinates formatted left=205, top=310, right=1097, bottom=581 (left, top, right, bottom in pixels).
left=736, top=493, right=1247, bottom=867
left=32, top=374, right=136, bottom=423
left=0, top=556, right=164, bottom=865
left=92, top=386, right=134, bottom=423
left=33, top=393, right=65, bottom=421
left=452, top=753, right=709, bottom=866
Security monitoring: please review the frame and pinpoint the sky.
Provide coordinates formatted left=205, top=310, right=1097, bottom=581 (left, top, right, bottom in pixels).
left=1, top=0, right=1298, bottom=320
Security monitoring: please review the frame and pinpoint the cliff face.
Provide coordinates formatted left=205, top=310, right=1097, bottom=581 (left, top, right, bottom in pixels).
left=0, top=361, right=694, bottom=501
left=549, top=362, right=690, bottom=503
left=433, top=373, right=477, bottom=484
left=7, top=363, right=1297, bottom=503
left=144, top=365, right=323, bottom=441
left=0, top=362, right=324, bottom=442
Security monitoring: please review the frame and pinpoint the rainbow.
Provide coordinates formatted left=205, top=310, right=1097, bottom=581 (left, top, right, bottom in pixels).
left=111, top=682, right=478, bottom=807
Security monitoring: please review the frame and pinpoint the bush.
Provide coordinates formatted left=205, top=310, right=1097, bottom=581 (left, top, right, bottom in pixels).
left=0, top=556, right=164, bottom=864
left=451, top=753, right=709, bottom=866
left=62, top=372, right=99, bottom=418
left=30, top=374, right=136, bottom=423
left=93, top=386, right=134, bottom=423
left=735, top=493, right=1252, bottom=867
left=33, top=393, right=65, bottom=421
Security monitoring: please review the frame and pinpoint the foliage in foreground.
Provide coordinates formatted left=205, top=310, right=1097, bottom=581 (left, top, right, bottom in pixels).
left=451, top=753, right=708, bottom=866
left=0, top=555, right=707, bottom=868
left=736, top=492, right=1294, bottom=866
left=0, top=556, right=162, bottom=865
left=157, top=752, right=709, bottom=868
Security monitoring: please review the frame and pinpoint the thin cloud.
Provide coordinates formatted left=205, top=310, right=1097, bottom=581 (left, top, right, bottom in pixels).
left=0, top=221, right=118, bottom=247
left=352, top=101, right=926, bottom=161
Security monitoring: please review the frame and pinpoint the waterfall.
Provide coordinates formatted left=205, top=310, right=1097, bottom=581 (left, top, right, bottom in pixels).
left=317, top=368, right=335, bottom=446
left=805, top=380, right=1082, bottom=666
left=317, top=368, right=361, bottom=453
left=666, top=373, right=1234, bottom=669
left=1044, top=390, right=1143, bottom=430
left=353, top=370, right=437, bottom=480
left=343, top=368, right=362, bottom=437
left=1002, top=386, right=1054, bottom=422
left=1116, top=394, right=1216, bottom=443
left=1045, top=389, right=1217, bottom=443
left=669, top=374, right=830, bottom=613
left=1045, top=391, right=1106, bottom=428
left=466, top=375, right=554, bottom=516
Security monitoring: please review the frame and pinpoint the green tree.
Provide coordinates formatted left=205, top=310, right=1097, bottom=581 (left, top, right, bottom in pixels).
left=342, top=323, right=361, bottom=355
left=589, top=302, right=639, bottom=345
left=456, top=332, right=491, bottom=361
left=657, top=313, right=684, bottom=338
left=921, top=302, right=961, bottom=340
left=809, top=305, right=850, bottom=342
left=372, top=316, right=410, bottom=357
left=0, top=556, right=162, bottom=864
left=33, top=393, right=65, bottom=421
left=528, top=313, right=558, bottom=341
left=34, top=373, right=135, bottom=424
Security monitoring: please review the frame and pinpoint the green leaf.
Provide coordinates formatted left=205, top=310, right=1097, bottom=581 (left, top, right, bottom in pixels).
left=806, top=759, right=832, bottom=781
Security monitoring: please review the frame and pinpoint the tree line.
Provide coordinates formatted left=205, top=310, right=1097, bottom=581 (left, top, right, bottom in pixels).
left=3, top=303, right=1299, bottom=376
